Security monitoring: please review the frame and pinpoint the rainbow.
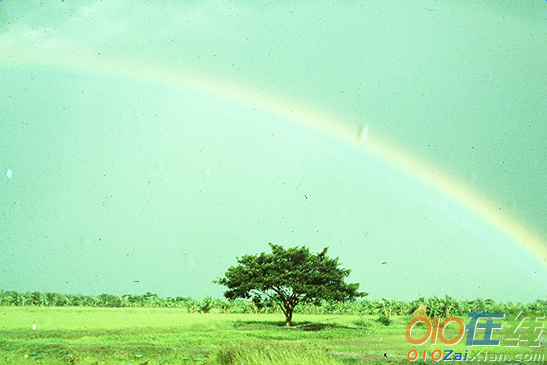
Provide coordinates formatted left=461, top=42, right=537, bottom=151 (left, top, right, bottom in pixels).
left=3, top=48, right=547, bottom=269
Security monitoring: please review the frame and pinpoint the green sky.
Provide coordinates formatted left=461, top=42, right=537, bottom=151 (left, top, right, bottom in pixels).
left=1, top=0, right=546, bottom=301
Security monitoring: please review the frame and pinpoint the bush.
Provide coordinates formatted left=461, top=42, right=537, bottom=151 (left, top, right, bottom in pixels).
left=199, top=296, right=213, bottom=313
left=377, top=313, right=391, bottom=326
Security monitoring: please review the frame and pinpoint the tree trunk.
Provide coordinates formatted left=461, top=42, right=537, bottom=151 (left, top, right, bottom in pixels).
left=285, top=307, right=293, bottom=326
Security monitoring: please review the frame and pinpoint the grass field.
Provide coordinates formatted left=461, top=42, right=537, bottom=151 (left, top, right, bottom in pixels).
left=0, top=307, right=545, bottom=364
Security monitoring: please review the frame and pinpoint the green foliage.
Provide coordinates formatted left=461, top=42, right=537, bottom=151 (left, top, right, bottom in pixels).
left=1, top=288, right=546, bottom=319
left=213, top=243, right=366, bottom=325
left=199, top=296, right=213, bottom=313
left=376, top=313, right=391, bottom=326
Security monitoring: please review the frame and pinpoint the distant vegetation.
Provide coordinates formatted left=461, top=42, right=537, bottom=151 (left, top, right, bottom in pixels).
left=1, top=289, right=545, bottom=318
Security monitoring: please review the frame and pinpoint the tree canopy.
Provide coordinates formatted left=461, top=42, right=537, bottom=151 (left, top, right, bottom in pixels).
left=214, top=243, right=366, bottom=326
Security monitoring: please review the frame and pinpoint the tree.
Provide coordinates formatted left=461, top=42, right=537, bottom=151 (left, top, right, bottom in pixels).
left=214, top=243, right=366, bottom=326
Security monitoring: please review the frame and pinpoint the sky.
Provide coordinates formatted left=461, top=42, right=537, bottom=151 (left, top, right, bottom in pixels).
left=1, top=0, right=546, bottom=301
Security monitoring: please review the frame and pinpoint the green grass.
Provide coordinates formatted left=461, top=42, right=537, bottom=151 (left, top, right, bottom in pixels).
left=0, top=307, right=544, bottom=364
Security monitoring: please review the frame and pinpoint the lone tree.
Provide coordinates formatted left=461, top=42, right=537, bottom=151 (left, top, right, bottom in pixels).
left=214, top=243, right=365, bottom=326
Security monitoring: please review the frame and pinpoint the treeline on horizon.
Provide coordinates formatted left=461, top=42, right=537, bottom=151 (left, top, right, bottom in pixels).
left=1, top=289, right=546, bottom=317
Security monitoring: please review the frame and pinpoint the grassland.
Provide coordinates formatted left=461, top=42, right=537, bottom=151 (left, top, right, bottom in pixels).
left=0, top=307, right=545, bottom=364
